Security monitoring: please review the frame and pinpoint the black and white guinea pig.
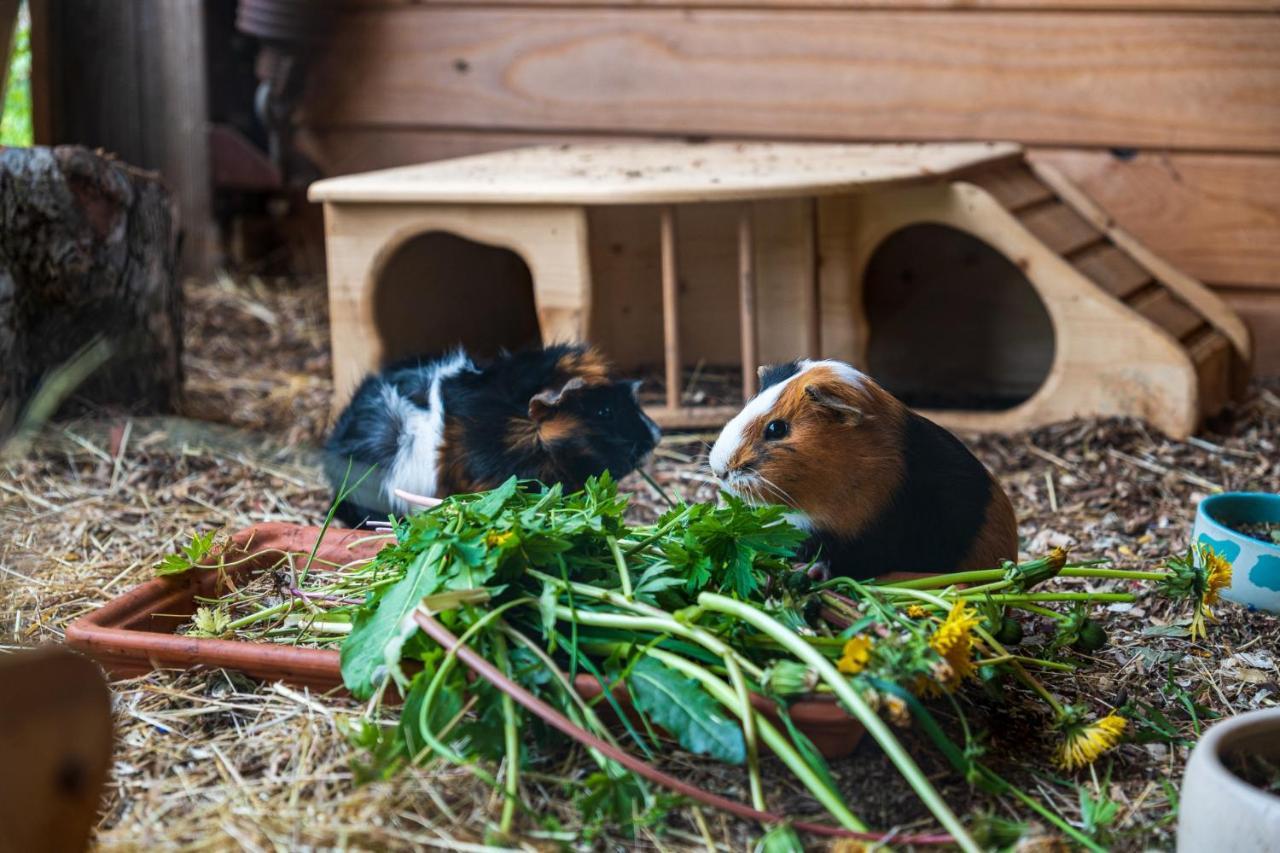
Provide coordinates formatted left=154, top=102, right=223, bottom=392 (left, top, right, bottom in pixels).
left=709, top=359, right=1017, bottom=578
left=325, top=344, right=661, bottom=526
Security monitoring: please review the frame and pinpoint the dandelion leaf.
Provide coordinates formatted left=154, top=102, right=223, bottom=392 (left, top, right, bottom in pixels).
left=628, top=657, right=746, bottom=764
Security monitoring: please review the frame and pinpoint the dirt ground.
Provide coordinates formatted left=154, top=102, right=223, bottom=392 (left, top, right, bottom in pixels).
left=2, top=275, right=1277, bottom=851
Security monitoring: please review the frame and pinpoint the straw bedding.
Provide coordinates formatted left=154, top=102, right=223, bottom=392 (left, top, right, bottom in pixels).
left=2, top=275, right=1277, bottom=850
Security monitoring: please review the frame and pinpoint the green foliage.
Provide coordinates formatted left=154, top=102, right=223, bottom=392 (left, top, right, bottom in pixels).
left=188, top=605, right=230, bottom=638
left=753, top=823, right=804, bottom=853
left=1, top=3, right=31, bottom=148
left=155, top=530, right=216, bottom=576
left=331, top=473, right=820, bottom=837
left=1078, top=783, right=1120, bottom=839
left=971, top=812, right=1032, bottom=851
left=340, top=474, right=808, bottom=699
left=628, top=656, right=746, bottom=764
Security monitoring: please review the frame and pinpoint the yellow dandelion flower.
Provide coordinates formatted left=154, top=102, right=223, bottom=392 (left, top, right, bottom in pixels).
left=837, top=636, right=873, bottom=675
left=1058, top=713, right=1127, bottom=770
left=1189, top=544, right=1233, bottom=641
left=906, top=604, right=928, bottom=618
left=927, top=602, right=980, bottom=691
left=883, top=695, right=911, bottom=728
left=1202, top=548, right=1232, bottom=609
left=484, top=530, right=515, bottom=548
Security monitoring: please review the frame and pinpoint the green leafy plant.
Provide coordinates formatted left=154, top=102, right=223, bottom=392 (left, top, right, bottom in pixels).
left=155, top=530, right=217, bottom=576
left=161, top=474, right=1209, bottom=846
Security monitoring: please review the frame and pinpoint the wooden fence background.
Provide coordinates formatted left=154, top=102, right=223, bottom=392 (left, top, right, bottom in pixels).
left=296, top=0, right=1280, bottom=374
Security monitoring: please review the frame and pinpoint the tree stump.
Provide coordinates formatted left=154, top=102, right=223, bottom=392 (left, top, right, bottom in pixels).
left=0, top=146, right=182, bottom=427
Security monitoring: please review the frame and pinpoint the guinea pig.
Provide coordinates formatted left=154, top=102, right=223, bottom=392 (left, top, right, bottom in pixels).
left=708, top=359, right=1017, bottom=579
left=325, top=344, right=661, bottom=526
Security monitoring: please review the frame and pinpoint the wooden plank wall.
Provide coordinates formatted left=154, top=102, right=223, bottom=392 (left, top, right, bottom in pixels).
left=300, top=0, right=1280, bottom=374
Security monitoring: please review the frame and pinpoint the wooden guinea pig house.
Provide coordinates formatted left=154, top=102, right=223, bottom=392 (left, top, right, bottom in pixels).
left=309, top=141, right=1251, bottom=439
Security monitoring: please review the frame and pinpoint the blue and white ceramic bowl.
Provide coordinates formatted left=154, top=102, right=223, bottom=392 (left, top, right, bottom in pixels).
left=1192, top=492, right=1280, bottom=613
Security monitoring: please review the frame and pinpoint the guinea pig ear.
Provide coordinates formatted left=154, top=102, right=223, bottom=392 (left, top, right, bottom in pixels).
left=803, top=384, right=864, bottom=424
left=628, top=379, right=643, bottom=399
left=528, top=376, right=588, bottom=422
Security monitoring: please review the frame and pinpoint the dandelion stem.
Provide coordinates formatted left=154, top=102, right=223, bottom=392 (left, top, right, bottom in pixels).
left=973, top=654, right=1075, bottom=671
left=884, top=587, right=1071, bottom=718
left=607, top=535, right=633, bottom=600
left=530, top=567, right=766, bottom=681
left=647, top=647, right=869, bottom=833
left=493, top=634, right=521, bottom=837
left=698, top=592, right=981, bottom=853
left=1011, top=602, right=1068, bottom=621
left=870, top=563, right=1144, bottom=591
left=973, top=592, right=1135, bottom=603
left=725, top=654, right=765, bottom=812
left=224, top=600, right=291, bottom=632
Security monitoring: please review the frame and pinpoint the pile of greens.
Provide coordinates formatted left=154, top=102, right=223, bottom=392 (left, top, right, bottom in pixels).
left=169, top=474, right=1224, bottom=849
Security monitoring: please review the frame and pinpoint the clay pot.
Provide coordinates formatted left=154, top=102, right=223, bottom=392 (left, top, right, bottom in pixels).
left=66, top=523, right=868, bottom=758
left=1177, top=707, right=1280, bottom=852
left=65, top=523, right=377, bottom=692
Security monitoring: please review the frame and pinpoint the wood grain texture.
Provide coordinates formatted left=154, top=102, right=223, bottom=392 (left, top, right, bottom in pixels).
left=308, top=141, right=1019, bottom=204
left=1072, top=244, right=1153, bottom=300
left=1130, top=288, right=1206, bottom=341
left=304, top=8, right=1280, bottom=152
left=347, top=0, right=1280, bottom=11
left=1031, top=159, right=1254, bottom=371
left=322, top=202, right=593, bottom=407
left=37, top=0, right=213, bottom=273
left=1029, top=149, right=1280, bottom=290
left=304, top=128, right=1280, bottom=293
left=1017, top=201, right=1102, bottom=257
left=836, top=181, right=1205, bottom=436
left=1219, top=288, right=1280, bottom=376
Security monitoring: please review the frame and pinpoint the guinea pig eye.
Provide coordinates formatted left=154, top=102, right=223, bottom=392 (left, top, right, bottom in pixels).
left=595, top=404, right=613, bottom=419
left=764, top=419, right=789, bottom=441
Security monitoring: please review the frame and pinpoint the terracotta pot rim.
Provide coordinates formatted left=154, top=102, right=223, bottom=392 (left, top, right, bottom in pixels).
left=66, top=522, right=868, bottom=757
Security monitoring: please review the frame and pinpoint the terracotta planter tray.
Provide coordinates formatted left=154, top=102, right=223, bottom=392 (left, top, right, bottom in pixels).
left=65, top=522, right=866, bottom=758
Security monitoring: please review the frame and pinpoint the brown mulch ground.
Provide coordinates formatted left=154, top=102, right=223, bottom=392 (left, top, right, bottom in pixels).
left=2, top=275, right=1278, bottom=850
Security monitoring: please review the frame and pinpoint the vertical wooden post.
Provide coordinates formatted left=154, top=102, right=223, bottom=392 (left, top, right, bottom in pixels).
left=738, top=204, right=758, bottom=400
left=805, top=198, right=823, bottom=358
left=660, top=206, right=682, bottom=411
left=32, top=0, right=214, bottom=276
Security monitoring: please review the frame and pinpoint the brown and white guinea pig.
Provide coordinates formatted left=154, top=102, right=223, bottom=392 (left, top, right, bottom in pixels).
left=325, top=344, right=661, bottom=526
left=709, top=359, right=1017, bottom=579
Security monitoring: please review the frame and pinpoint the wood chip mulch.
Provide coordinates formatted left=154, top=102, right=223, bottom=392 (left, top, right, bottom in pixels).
left=2, top=275, right=1277, bottom=850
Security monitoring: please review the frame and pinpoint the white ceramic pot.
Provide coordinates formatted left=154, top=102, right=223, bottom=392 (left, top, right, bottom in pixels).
left=1178, top=707, right=1280, bottom=852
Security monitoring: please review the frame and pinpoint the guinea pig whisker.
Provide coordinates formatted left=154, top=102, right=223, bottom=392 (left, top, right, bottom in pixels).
left=755, top=474, right=796, bottom=508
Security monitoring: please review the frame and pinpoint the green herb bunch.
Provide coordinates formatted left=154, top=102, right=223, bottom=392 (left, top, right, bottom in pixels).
left=161, top=475, right=1212, bottom=850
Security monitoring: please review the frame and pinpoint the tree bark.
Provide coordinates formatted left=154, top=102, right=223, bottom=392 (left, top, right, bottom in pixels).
left=0, top=145, right=181, bottom=423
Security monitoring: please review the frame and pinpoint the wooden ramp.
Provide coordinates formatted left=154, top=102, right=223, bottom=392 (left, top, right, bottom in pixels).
left=310, top=142, right=1251, bottom=439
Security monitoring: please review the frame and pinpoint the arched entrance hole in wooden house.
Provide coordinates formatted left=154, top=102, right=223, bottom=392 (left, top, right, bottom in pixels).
left=863, top=223, right=1055, bottom=411
left=314, top=143, right=1250, bottom=436
left=372, top=231, right=541, bottom=364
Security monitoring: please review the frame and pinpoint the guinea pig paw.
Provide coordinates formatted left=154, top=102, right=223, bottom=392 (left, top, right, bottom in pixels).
left=806, top=561, right=832, bottom=582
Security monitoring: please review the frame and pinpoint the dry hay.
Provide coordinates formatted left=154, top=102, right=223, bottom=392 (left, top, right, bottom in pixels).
left=2, top=274, right=1278, bottom=850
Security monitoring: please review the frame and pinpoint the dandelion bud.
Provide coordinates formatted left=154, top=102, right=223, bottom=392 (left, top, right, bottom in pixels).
left=1073, top=620, right=1108, bottom=652
left=884, top=695, right=911, bottom=728
left=762, top=660, right=818, bottom=697
left=1007, top=547, right=1069, bottom=589
left=995, top=615, right=1024, bottom=646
